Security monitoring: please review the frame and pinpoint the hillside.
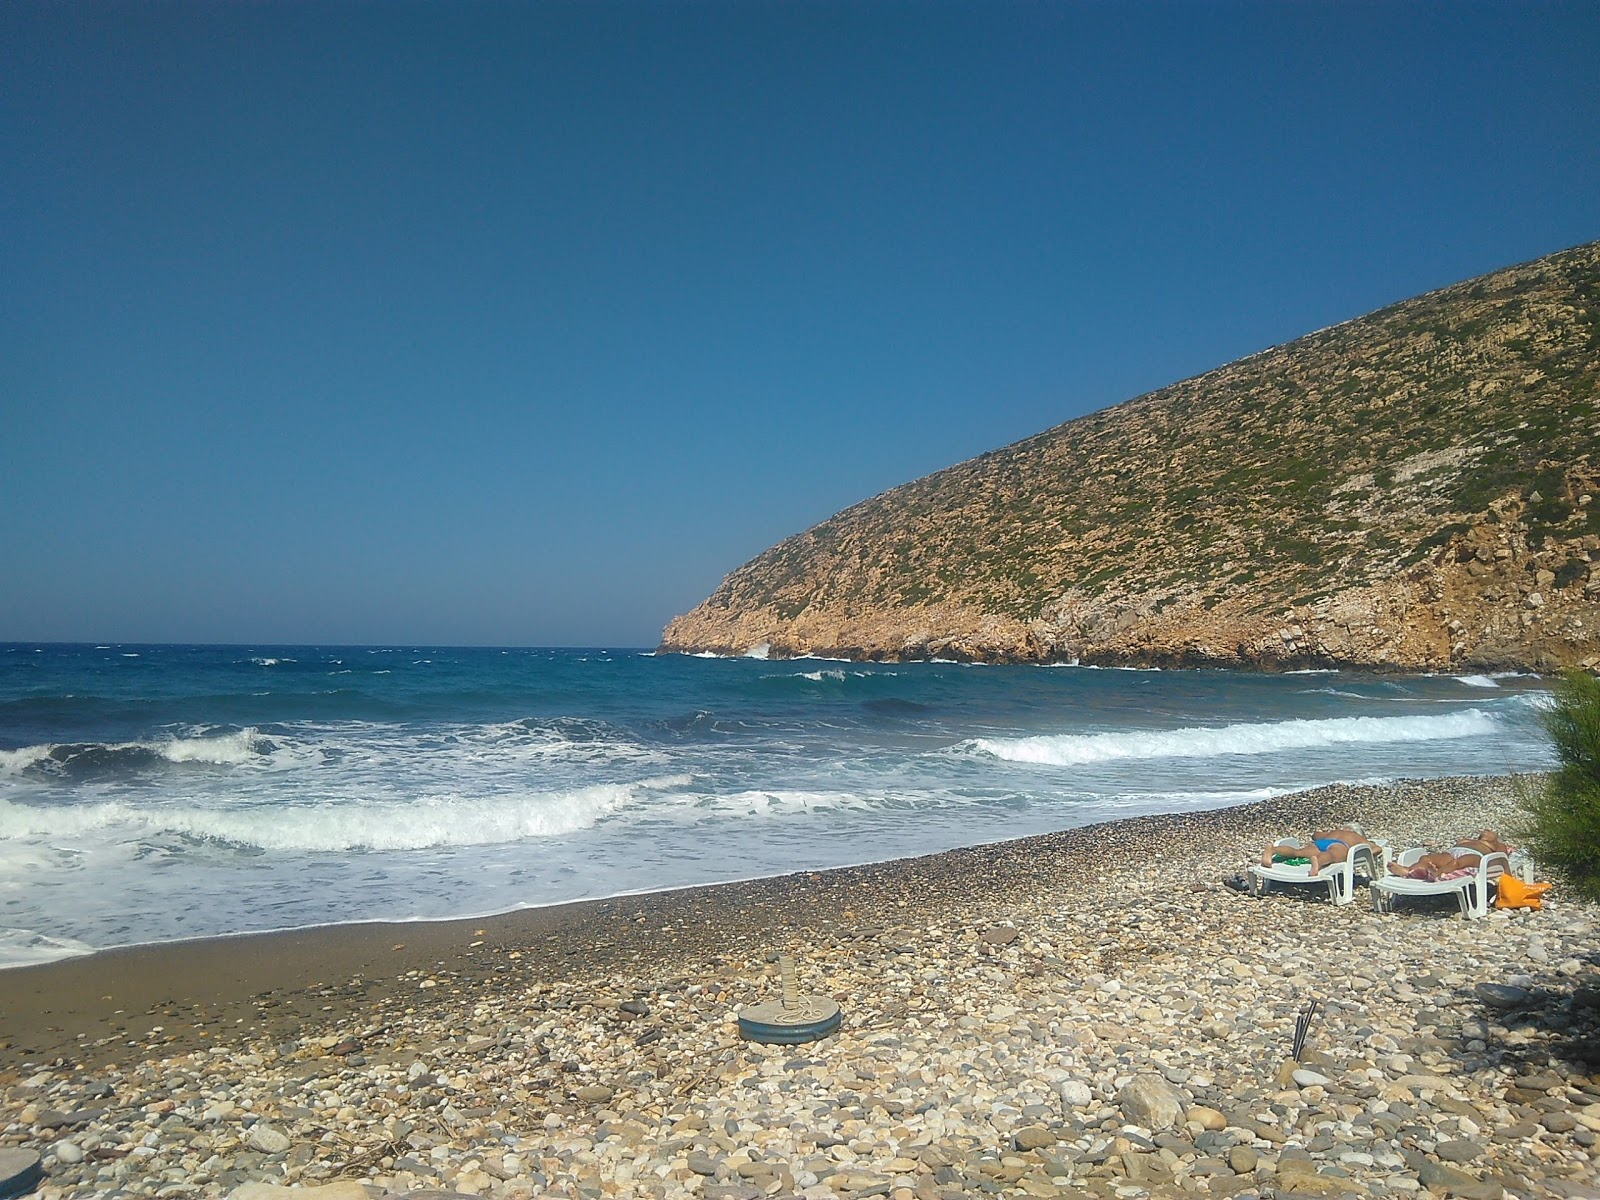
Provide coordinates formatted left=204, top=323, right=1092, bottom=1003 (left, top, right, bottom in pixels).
left=661, top=241, right=1600, bottom=670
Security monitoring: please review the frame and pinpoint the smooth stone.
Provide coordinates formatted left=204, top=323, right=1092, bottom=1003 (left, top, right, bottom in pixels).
left=1188, top=1105, right=1227, bottom=1131
left=1058, top=1080, right=1094, bottom=1108
left=1416, top=1160, right=1502, bottom=1200
left=1542, top=1113, right=1579, bottom=1133
left=1293, top=1068, right=1333, bottom=1088
left=1434, top=1140, right=1484, bottom=1164
left=1276, top=1171, right=1368, bottom=1195
left=1518, top=1074, right=1565, bottom=1091
left=50, top=1140, right=82, bottom=1165
left=228, top=1184, right=373, bottom=1200
left=1473, top=983, right=1530, bottom=1010
left=1013, top=1125, right=1057, bottom=1151
left=574, top=1084, right=615, bottom=1103
left=245, top=1124, right=291, bottom=1154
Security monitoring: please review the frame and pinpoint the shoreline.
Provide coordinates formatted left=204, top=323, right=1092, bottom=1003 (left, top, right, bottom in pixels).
left=0, top=773, right=1554, bottom=1072
left=4, top=772, right=1597, bottom=1200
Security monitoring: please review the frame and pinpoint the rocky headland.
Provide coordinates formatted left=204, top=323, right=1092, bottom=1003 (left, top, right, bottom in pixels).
left=662, top=241, right=1600, bottom=669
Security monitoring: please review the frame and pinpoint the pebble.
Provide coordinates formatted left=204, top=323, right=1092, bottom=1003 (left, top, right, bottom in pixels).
left=1, top=775, right=1595, bottom=1200
left=244, top=1124, right=290, bottom=1154
left=48, top=1140, right=83, bottom=1165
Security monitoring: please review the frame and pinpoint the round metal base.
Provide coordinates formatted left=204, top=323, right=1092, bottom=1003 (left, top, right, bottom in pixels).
left=737, top=996, right=842, bottom=1044
left=0, top=1149, right=43, bottom=1200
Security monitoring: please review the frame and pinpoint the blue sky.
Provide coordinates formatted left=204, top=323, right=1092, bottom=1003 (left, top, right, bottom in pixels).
left=3, top=1, right=1596, bottom=647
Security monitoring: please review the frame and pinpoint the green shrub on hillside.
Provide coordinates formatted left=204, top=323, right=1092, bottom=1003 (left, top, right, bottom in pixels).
left=1520, top=670, right=1600, bottom=902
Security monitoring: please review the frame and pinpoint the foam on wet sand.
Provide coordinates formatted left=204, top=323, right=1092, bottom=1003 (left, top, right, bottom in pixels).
left=2, top=775, right=1597, bottom=1200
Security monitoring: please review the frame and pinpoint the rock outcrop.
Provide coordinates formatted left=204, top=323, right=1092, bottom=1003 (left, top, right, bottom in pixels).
left=662, top=241, right=1600, bottom=670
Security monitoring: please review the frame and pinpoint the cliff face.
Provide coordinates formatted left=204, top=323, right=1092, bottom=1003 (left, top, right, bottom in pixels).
left=662, top=241, right=1600, bottom=670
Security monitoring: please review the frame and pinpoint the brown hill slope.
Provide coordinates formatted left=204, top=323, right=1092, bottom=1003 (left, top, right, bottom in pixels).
left=662, top=241, right=1600, bottom=669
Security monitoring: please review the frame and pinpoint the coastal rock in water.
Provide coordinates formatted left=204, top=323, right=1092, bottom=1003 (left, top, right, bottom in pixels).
left=1117, top=1073, right=1185, bottom=1130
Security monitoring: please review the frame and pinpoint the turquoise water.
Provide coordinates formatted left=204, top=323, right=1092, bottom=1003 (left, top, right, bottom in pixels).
left=0, top=643, right=1554, bottom=965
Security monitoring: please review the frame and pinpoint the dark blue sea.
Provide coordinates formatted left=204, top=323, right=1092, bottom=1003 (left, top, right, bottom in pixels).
left=0, top=643, right=1555, bottom=967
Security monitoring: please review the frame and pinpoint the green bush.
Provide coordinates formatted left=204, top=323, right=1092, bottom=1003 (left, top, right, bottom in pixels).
left=1520, top=670, right=1600, bottom=902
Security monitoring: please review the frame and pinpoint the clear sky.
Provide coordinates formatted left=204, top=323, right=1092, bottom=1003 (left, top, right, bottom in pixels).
left=3, top=2, right=1596, bottom=648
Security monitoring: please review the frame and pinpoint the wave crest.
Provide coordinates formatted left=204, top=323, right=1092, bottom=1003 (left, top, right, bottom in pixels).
left=962, top=710, right=1499, bottom=767
left=0, top=774, right=694, bottom=852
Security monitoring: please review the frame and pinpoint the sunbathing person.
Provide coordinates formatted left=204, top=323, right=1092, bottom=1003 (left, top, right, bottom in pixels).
left=1453, top=829, right=1515, bottom=856
left=1387, top=830, right=1515, bottom=881
left=1260, top=827, right=1367, bottom=876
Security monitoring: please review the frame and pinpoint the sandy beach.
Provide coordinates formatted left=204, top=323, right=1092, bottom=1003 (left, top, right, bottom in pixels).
left=3, top=774, right=1597, bottom=1200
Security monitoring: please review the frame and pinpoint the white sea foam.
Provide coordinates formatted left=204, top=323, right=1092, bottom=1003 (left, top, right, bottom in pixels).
left=676, top=788, right=874, bottom=817
left=1453, top=674, right=1500, bottom=688
left=0, top=774, right=689, bottom=851
left=0, top=927, right=95, bottom=967
left=963, top=710, right=1499, bottom=767
left=744, top=643, right=771, bottom=660
left=161, top=729, right=263, bottom=765
left=0, top=744, right=56, bottom=775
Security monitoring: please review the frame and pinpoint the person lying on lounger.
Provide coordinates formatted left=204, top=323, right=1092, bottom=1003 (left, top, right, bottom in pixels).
left=1386, top=830, right=1515, bottom=881
left=1260, top=828, right=1368, bottom=876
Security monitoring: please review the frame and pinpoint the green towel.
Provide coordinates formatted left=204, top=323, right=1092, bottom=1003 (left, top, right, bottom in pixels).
left=1272, top=854, right=1312, bottom=866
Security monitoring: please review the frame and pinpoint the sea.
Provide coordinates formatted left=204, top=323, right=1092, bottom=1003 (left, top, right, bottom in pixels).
left=0, top=643, right=1557, bottom=969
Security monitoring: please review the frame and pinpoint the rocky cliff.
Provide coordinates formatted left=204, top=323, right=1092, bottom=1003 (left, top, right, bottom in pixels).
left=662, top=241, right=1600, bottom=670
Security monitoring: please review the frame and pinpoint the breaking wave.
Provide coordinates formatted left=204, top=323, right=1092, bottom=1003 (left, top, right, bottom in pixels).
left=0, top=774, right=694, bottom=852
left=0, top=729, right=267, bottom=778
left=962, top=710, right=1499, bottom=767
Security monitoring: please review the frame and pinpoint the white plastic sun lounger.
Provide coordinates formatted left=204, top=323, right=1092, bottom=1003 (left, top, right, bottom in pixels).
left=1247, top=839, right=1386, bottom=906
left=1370, top=849, right=1510, bottom=919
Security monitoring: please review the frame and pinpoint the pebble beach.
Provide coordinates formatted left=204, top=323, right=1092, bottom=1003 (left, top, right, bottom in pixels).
left=3, top=774, right=1597, bottom=1200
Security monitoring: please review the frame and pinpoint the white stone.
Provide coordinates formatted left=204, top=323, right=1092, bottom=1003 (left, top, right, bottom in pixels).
left=50, top=1141, right=83, bottom=1165
left=1058, top=1080, right=1094, bottom=1108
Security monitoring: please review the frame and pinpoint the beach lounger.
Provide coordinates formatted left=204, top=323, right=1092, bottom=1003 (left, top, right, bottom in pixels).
left=1370, top=849, right=1510, bottom=919
left=1247, top=839, right=1385, bottom=906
